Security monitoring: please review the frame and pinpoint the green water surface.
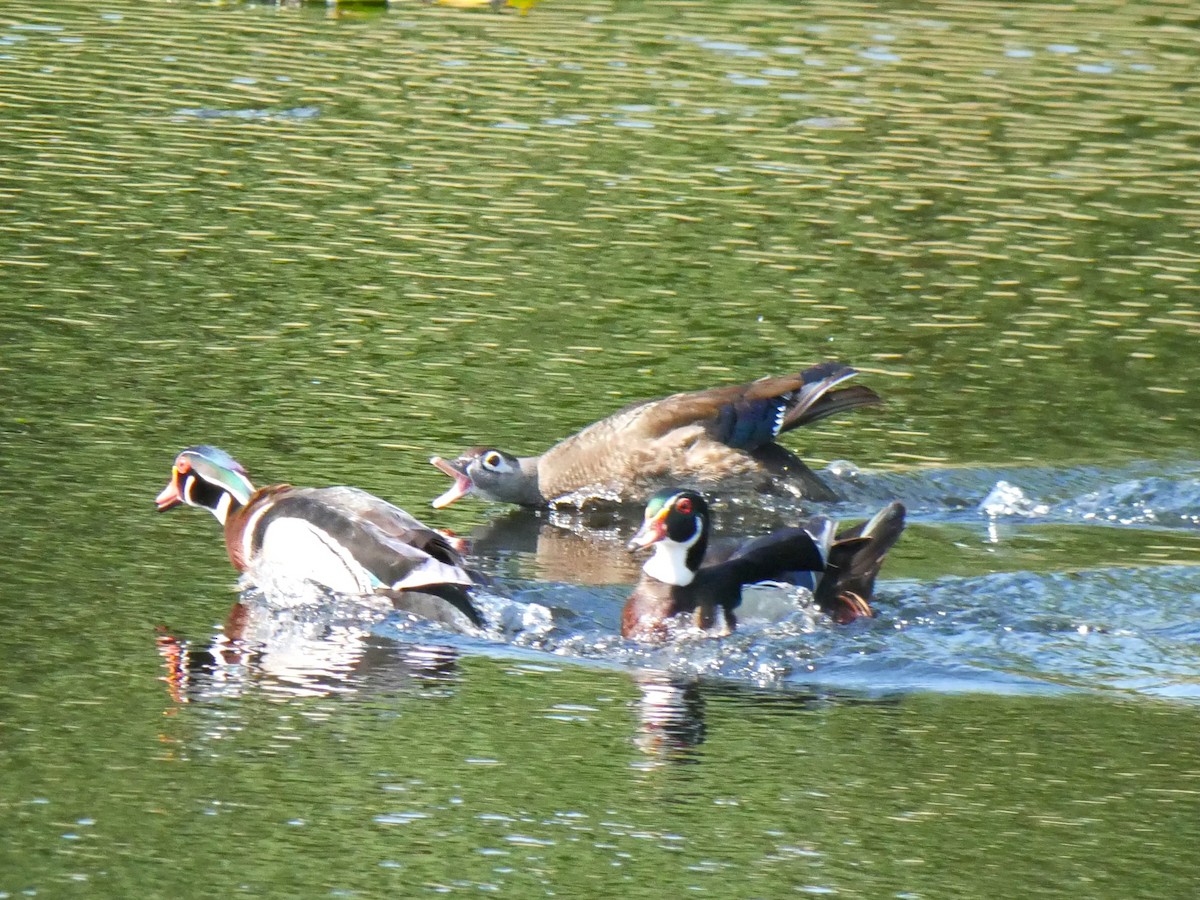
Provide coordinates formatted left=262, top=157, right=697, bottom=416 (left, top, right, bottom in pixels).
left=1, top=0, right=1199, bottom=896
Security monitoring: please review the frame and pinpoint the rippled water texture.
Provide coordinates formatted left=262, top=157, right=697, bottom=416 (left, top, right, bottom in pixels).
left=2, top=1, right=1199, bottom=897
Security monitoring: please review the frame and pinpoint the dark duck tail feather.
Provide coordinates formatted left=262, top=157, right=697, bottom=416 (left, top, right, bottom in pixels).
left=776, top=362, right=882, bottom=434
left=381, top=583, right=484, bottom=630
left=814, top=501, right=907, bottom=624
left=787, top=383, right=882, bottom=430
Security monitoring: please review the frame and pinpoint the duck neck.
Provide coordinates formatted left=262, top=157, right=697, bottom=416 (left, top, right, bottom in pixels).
left=642, top=530, right=707, bottom=587
left=507, top=457, right=546, bottom=506
left=211, top=491, right=239, bottom=526
left=223, top=489, right=275, bottom=573
left=185, top=474, right=246, bottom=526
left=482, top=458, right=549, bottom=508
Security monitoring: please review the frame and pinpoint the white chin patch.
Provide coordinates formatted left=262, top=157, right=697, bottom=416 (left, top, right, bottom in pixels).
left=642, top=530, right=700, bottom=586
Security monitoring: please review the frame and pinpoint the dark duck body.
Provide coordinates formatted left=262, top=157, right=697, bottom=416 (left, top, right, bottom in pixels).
left=155, top=445, right=484, bottom=629
left=430, top=361, right=881, bottom=509
left=621, top=489, right=906, bottom=641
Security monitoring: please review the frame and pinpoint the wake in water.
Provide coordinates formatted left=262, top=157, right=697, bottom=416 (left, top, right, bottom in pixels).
left=159, top=460, right=1200, bottom=703
left=824, top=458, right=1200, bottom=529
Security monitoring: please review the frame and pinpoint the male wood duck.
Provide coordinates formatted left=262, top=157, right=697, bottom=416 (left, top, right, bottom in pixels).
left=430, top=361, right=881, bottom=509
left=155, top=445, right=484, bottom=629
left=621, top=488, right=906, bottom=641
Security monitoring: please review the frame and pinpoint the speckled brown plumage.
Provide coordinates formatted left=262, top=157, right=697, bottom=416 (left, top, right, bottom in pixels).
left=431, top=362, right=882, bottom=508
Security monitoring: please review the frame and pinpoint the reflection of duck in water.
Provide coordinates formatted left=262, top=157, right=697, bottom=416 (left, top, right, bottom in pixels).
left=155, top=445, right=484, bottom=630
left=629, top=672, right=904, bottom=769
left=631, top=670, right=708, bottom=764
left=157, top=595, right=462, bottom=704
left=452, top=507, right=645, bottom=584
left=430, top=362, right=881, bottom=509
left=623, top=489, right=906, bottom=641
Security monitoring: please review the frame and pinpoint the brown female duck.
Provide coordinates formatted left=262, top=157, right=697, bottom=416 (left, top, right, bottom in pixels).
left=430, top=361, right=881, bottom=509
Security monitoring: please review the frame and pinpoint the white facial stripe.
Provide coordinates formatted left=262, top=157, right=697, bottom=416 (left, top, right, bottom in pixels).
left=228, top=472, right=254, bottom=506
left=183, top=474, right=196, bottom=505
left=213, top=492, right=233, bottom=526
left=805, top=517, right=836, bottom=566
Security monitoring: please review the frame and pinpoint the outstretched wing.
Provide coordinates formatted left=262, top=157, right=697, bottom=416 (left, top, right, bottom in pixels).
left=560, top=362, right=877, bottom=453
left=818, top=501, right=906, bottom=603
left=722, top=527, right=828, bottom=587
left=535, top=363, right=879, bottom=499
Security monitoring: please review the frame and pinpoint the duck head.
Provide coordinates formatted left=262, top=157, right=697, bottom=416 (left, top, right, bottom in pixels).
left=155, top=445, right=256, bottom=525
left=627, top=488, right=710, bottom=586
left=430, top=448, right=532, bottom=507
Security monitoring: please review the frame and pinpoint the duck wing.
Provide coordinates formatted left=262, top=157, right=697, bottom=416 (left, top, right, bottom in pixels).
left=273, top=489, right=475, bottom=591
left=534, top=363, right=879, bottom=499
left=720, top=527, right=829, bottom=590
left=381, top=584, right=484, bottom=629
left=302, top=487, right=466, bottom=566
left=554, top=362, right=878, bottom=454
left=654, top=362, right=875, bottom=445
left=813, top=502, right=906, bottom=623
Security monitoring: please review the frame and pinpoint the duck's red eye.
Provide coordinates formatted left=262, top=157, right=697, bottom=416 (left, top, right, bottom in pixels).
left=176, top=458, right=191, bottom=474
left=676, top=497, right=693, bottom=515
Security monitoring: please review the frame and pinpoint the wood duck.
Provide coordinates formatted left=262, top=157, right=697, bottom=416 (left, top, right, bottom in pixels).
left=430, top=361, right=881, bottom=509
left=621, top=488, right=906, bottom=641
left=155, top=445, right=484, bottom=629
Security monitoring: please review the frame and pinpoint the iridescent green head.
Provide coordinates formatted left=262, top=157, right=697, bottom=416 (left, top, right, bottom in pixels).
left=155, top=445, right=256, bottom=523
left=627, top=488, right=709, bottom=550
left=642, top=488, right=674, bottom=521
